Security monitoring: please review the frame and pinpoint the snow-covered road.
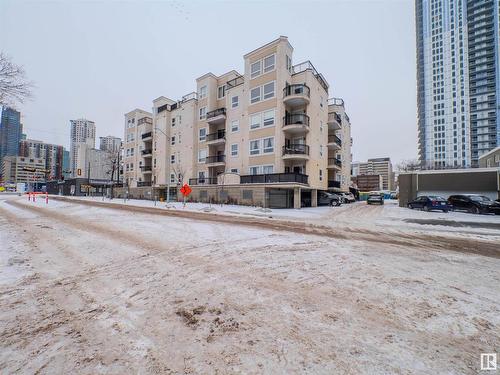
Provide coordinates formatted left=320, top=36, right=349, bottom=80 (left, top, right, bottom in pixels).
left=0, top=194, right=499, bottom=374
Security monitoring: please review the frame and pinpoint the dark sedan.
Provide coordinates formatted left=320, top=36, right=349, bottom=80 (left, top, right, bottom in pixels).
left=407, top=195, right=451, bottom=212
left=448, top=194, right=500, bottom=215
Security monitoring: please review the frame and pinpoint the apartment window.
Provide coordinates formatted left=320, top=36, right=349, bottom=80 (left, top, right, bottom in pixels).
left=249, top=166, right=260, bottom=175
left=231, top=95, right=239, bottom=108
left=230, top=168, right=239, bottom=173
left=198, top=149, right=207, bottom=163
left=320, top=96, right=324, bottom=108
left=171, top=118, right=176, bottom=127
left=263, top=54, right=275, bottom=73
left=251, top=61, right=261, bottom=79
left=178, top=134, right=181, bottom=143
left=231, top=143, right=238, bottom=157
left=130, top=148, right=134, bottom=156
left=286, top=55, right=292, bottom=73
left=263, top=109, right=275, bottom=127
left=263, top=137, right=274, bottom=153
left=170, top=173, right=176, bottom=183
left=250, top=87, right=261, bottom=104
left=320, top=145, right=323, bottom=157
left=231, top=120, right=239, bottom=132
left=263, top=81, right=275, bottom=100
left=199, top=128, right=206, bottom=141
left=250, top=114, right=261, bottom=129
left=249, top=140, right=260, bottom=155
left=170, top=154, right=175, bottom=164
left=319, top=169, right=323, bottom=181
left=130, top=163, right=134, bottom=170
left=171, top=136, right=175, bottom=145
left=199, top=107, right=207, bottom=120
left=262, top=165, right=274, bottom=174
left=199, top=85, right=207, bottom=99
left=217, top=85, right=226, bottom=99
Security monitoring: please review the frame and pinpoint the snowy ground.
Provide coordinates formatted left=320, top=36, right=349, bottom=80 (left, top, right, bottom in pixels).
left=0, top=194, right=499, bottom=374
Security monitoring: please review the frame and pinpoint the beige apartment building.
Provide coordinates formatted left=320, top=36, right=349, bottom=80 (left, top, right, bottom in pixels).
left=123, top=37, right=352, bottom=208
left=357, top=157, right=394, bottom=191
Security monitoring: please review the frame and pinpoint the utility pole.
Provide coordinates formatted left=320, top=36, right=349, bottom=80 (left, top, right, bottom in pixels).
left=87, top=161, right=90, bottom=196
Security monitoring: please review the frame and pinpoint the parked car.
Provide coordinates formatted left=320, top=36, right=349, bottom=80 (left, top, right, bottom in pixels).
left=367, top=192, right=384, bottom=205
left=448, top=194, right=500, bottom=215
left=390, top=191, right=398, bottom=200
left=407, top=195, right=450, bottom=212
left=339, top=192, right=356, bottom=203
left=319, top=192, right=342, bottom=207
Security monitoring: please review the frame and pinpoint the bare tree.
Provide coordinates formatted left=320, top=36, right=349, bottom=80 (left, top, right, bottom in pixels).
left=0, top=52, right=33, bottom=107
left=396, top=159, right=422, bottom=172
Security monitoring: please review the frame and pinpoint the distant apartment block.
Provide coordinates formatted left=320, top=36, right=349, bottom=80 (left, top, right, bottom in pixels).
left=0, top=107, right=23, bottom=179
left=123, top=37, right=352, bottom=208
left=416, top=0, right=500, bottom=168
left=357, top=158, right=394, bottom=191
left=2, top=155, right=46, bottom=187
left=352, top=174, right=383, bottom=192
left=100, top=135, right=121, bottom=154
left=19, top=139, right=65, bottom=180
left=70, top=118, right=95, bottom=177
left=75, top=145, right=115, bottom=180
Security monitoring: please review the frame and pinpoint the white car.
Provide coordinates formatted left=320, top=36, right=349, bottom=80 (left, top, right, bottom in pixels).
left=339, top=192, right=356, bottom=203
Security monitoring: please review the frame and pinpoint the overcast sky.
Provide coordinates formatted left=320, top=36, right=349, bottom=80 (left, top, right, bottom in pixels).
left=0, top=0, right=416, bottom=165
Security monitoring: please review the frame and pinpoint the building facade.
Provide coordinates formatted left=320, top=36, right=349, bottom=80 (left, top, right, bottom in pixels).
left=416, top=0, right=500, bottom=168
left=2, top=155, right=46, bottom=188
left=124, top=37, right=352, bottom=207
left=357, top=158, right=394, bottom=191
left=18, top=139, right=65, bottom=180
left=0, top=107, right=23, bottom=179
left=478, top=146, right=500, bottom=167
left=70, top=118, right=96, bottom=177
left=75, top=144, right=114, bottom=180
left=99, top=135, right=121, bottom=153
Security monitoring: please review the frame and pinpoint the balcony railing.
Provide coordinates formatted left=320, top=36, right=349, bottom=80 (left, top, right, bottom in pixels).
left=206, top=108, right=226, bottom=119
left=141, top=132, right=152, bottom=139
left=241, top=173, right=308, bottom=185
left=282, top=144, right=310, bottom=156
left=327, top=97, right=344, bottom=107
left=189, top=177, right=218, bottom=185
left=226, top=75, right=244, bottom=89
left=140, top=166, right=152, bottom=172
left=138, top=117, right=153, bottom=125
left=283, top=114, right=310, bottom=127
left=283, top=84, right=310, bottom=99
left=328, top=180, right=341, bottom=188
left=328, top=134, right=342, bottom=146
left=292, top=61, right=329, bottom=92
left=328, top=112, right=342, bottom=124
left=141, top=149, right=152, bottom=155
left=137, top=181, right=152, bottom=187
left=328, top=158, right=342, bottom=167
left=206, top=130, right=226, bottom=142
left=205, top=155, right=226, bottom=164
left=182, top=92, right=198, bottom=102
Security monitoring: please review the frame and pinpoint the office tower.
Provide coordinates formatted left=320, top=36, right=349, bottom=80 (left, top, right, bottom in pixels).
left=416, top=0, right=500, bottom=168
left=0, top=107, right=23, bottom=178
left=70, top=119, right=95, bottom=176
left=99, top=135, right=121, bottom=153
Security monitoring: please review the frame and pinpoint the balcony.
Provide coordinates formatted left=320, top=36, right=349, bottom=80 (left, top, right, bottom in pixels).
left=205, top=154, right=226, bottom=166
left=137, top=181, right=152, bottom=187
left=327, top=134, right=342, bottom=150
left=283, top=84, right=310, bottom=106
left=206, top=130, right=226, bottom=145
left=141, top=131, right=152, bottom=140
left=327, top=112, right=342, bottom=130
left=141, top=149, right=152, bottom=157
left=328, top=180, right=341, bottom=189
left=189, top=177, right=218, bottom=185
left=283, top=114, right=310, bottom=134
left=137, top=117, right=153, bottom=126
left=206, top=108, right=226, bottom=124
left=292, top=61, right=329, bottom=92
left=282, top=144, right=310, bottom=160
left=226, top=75, right=244, bottom=89
left=327, top=158, right=342, bottom=170
left=140, top=166, right=152, bottom=173
left=241, top=172, right=308, bottom=185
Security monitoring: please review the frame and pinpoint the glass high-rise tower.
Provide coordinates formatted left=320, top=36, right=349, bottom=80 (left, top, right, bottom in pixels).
left=0, top=107, right=23, bottom=178
left=416, top=0, right=500, bottom=168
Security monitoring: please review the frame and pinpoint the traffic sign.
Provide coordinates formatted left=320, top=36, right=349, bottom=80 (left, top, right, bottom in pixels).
left=180, top=183, right=192, bottom=197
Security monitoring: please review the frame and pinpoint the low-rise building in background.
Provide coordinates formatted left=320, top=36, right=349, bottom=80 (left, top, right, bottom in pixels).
left=479, top=146, right=500, bottom=168
left=356, top=157, right=394, bottom=190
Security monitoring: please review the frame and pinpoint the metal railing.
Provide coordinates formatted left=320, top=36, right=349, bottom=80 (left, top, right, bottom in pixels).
left=328, top=134, right=342, bottom=146
left=283, top=84, right=310, bottom=99
left=283, top=114, right=310, bottom=127
left=189, top=177, right=218, bottom=185
left=137, top=181, right=152, bottom=187
left=141, top=132, right=152, bottom=139
left=328, top=158, right=342, bottom=167
left=141, top=149, right=152, bottom=155
left=206, top=130, right=226, bottom=142
left=241, top=172, right=308, bottom=184
left=328, top=180, right=341, bottom=188
left=206, top=108, right=226, bottom=119
left=138, top=117, right=153, bottom=125
left=140, top=166, right=152, bottom=172
left=226, top=75, right=244, bottom=89
left=282, top=144, right=310, bottom=156
left=328, top=112, right=342, bottom=124
left=182, top=92, right=198, bottom=102
left=327, top=97, right=344, bottom=106
left=205, top=155, right=226, bottom=164
left=292, top=61, right=329, bottom=92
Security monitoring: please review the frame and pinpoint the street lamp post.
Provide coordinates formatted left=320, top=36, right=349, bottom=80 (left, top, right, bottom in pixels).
left=154, top=127, right=171, bottom=203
